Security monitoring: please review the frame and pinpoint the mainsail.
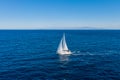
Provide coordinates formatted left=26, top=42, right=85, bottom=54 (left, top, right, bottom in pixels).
left=62, top=34, right=68, bottom=50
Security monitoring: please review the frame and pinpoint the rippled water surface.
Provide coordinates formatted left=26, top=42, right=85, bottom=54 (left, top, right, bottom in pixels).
left=0, top=30, right=120, bottom=80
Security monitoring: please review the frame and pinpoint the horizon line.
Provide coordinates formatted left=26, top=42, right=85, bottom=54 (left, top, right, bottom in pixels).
left=0, top=29, right=120, bottom=30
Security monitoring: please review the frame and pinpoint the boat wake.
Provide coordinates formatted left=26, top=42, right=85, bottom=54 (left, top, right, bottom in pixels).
left=71, top=50, right=119, bottom=56
left=71, top=51, right=95, bottom=56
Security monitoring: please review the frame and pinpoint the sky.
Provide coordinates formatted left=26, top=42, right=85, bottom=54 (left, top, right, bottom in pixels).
left=0, top=0, right=120, bottom=29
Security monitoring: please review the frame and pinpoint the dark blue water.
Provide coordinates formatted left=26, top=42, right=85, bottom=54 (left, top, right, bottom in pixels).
left=0, top=30, right=120, bottom=80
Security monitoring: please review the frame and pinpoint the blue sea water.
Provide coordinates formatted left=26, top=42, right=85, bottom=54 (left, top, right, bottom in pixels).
left=0, top=30, right=120, bottom=80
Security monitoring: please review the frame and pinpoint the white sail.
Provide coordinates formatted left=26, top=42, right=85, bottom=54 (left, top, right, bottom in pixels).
left=62, top=34, right=68, bottom=50
left=57, top=37, right=63, bottom=53
left=57, top=34, right=72, bottom=55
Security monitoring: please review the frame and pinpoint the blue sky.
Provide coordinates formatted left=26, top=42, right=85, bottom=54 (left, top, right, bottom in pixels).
left=0, top=0, right=120, bottom=29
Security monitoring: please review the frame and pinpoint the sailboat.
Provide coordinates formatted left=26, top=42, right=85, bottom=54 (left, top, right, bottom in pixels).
left=57, top=34, right=72, bottom=55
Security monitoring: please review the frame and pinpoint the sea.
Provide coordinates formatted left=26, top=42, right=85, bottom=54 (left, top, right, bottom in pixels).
left=0, top=30, right=120, bottom=80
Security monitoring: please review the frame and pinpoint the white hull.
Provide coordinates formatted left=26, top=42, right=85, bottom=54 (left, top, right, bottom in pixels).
left=57, top=51, right=72, bottom=55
